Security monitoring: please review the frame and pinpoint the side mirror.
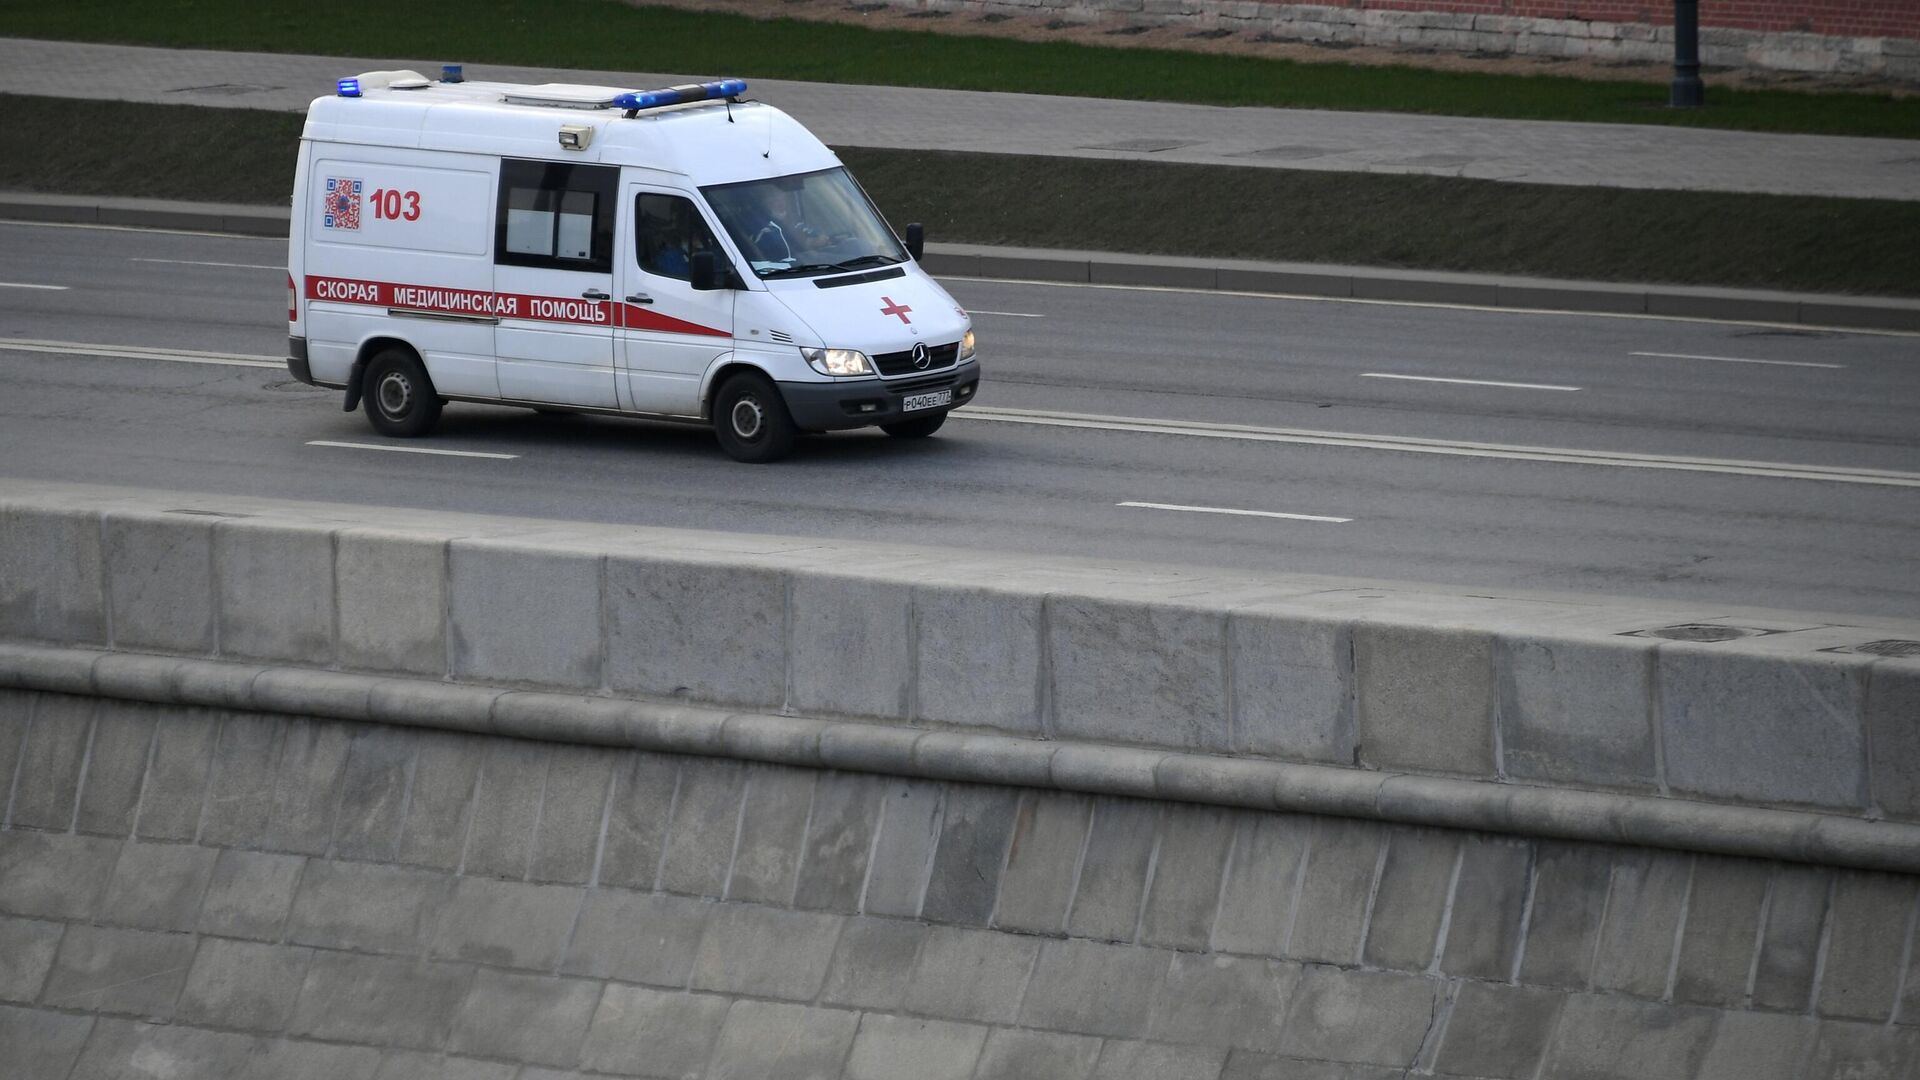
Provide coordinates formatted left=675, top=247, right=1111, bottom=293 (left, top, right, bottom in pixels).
left=690, top=251, right=719, bottom=291
left=905, top=222, right=924, bottom=262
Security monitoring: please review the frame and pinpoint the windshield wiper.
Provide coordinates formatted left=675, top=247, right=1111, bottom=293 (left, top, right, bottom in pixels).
left=760, top=262, right=842, bottom=279
left=823, top=255, right=902, bottom=272
left=761, top=255, right=902, bottom=279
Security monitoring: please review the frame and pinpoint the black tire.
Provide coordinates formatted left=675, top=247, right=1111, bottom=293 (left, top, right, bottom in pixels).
left=881, top=413, right=947, bottom=439
left=361, top=348, right=442, bottom=438
left=712, top=372, right=797, bottom=463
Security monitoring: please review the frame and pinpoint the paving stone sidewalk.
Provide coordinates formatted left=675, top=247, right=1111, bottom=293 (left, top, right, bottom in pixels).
left=4, top=36, right=1917, bottom=201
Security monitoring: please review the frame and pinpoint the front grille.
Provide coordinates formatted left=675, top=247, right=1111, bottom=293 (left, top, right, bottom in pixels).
left=873, top=341, right=960, bottom=377
left=885, top=372, right=958, bottom=395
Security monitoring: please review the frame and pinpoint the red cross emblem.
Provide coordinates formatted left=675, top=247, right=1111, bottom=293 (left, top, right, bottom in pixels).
left=879, top=297, right=913, bottom=325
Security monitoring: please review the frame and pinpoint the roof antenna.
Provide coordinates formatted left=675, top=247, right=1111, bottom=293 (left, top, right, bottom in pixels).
left=763, top=105, right=774, bottom=159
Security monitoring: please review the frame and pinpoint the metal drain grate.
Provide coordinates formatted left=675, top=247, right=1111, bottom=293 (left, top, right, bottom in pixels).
left=166, top=83, right=284, bottom=96
left=1825, top=639, right=1920, bottom=659
left=1622, top=623, right=1774, bottom=643
left=1080, top=139, right=1199, bottom=153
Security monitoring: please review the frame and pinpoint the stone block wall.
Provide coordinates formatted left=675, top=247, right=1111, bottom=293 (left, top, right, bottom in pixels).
left=894, top=0, right=1920, bottom=78
left=4, top=493, right=1917, bottom=821
left=2, top=689, right=1917, bottom=1078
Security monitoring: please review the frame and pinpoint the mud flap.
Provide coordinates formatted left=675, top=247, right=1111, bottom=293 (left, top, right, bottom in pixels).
left=342, top=355, right=370, bottom=412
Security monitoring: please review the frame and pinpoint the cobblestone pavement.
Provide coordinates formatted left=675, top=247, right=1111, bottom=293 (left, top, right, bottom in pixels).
left=4, top=36, right=1917, bottom=200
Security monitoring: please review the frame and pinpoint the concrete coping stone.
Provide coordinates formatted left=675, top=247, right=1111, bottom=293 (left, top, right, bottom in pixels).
left=4, top=192, right=1915, bottom=331
left=6, top=640, right=1920, bottom=876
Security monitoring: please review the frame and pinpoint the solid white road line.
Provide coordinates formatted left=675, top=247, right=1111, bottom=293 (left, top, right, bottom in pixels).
left=0, top=337, right=281, bottom=368
left=938, top=275, right=1920, bottom=338
left=1361, top=373, right=1583, bottom=391
left=306, top=440, right=519, bottom=460
left=0, top=282, right=68, bottom=290
left=967, top=310, right=1046, bottom=318
left=1119, top=501, right=1351, bottom=523
left=130, top=257, right=282, bottom=271
left=955, top=406, right=1920, bottom=488
left=1631, top=350, right=1845, bottom=369
left=0, top=219, right=279, bottom=240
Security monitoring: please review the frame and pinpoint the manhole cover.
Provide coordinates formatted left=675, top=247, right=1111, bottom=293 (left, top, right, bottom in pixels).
left=1187, top=28, right=1234, bottom=38
left=262, top=379, right=325, bottom=393
left=1623, top=623, right=1772, bottom=643
left=166, top=508, right=250, bottom=518
left=1826, top=639, right=1920, bottom=659
left=1105, top=24, right=1152, bottom=35
left=1081, top=138, right=1199, bottom=153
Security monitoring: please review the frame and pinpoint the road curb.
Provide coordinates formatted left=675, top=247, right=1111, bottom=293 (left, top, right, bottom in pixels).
left=6, top=191, right=1918, bottom=331
left=6, top=641, right=1920, bottom=875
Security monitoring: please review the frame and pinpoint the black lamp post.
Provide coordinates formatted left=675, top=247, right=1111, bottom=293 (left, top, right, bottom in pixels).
left=1671, top=0, right=1705, bottom=107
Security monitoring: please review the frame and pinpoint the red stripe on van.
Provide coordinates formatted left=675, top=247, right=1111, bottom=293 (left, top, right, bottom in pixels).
left=621, top=303, right=730, bottom=338
left=304, top=275, right=727, bottom=338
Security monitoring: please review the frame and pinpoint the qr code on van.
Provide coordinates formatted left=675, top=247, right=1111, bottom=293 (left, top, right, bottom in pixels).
left=323, top=177, right=363, bottom=230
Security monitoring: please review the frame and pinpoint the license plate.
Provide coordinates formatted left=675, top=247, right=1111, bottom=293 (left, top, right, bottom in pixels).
left=902, top=389, right=952, bottom=413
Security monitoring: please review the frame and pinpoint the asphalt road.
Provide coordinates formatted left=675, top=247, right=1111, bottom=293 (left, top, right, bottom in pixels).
left=3, top=220, right=1917, bottom=617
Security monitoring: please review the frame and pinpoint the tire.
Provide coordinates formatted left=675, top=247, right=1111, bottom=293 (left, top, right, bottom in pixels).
left=361, top=347, right=442, bottom=438
left=712, top=372, right=797, bottom=463
left=881, top=413, right=946, bottom=439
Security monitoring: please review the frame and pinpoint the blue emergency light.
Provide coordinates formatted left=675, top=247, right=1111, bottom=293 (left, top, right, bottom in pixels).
left=336, top=77, right=362, bottom=97
left=614, top=79, right=748, bottom=115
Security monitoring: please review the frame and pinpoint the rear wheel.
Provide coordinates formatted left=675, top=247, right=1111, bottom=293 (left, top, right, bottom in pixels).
left=712, top=372, right=797, bottom=463
left=362, top=347, right=442, bottom=437
left=881, top=413, right=946, bottom=439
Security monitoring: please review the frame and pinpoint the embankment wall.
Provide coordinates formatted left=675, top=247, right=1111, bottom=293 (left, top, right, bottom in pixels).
left=2, top=482, right=1918, bottom=1076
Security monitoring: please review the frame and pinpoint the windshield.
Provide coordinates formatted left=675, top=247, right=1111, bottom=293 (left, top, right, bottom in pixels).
left=702, top=168, right=907, bottom=280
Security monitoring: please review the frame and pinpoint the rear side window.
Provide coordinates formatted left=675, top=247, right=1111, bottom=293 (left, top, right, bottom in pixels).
left=635, top=193, right=724, bottom=282
left=494, top=160, right=618, bottom=273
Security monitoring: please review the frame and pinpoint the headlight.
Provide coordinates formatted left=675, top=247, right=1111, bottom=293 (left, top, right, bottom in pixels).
left=800, top=347, right=873, bottom=376
left=959, top=328, right=976, bottom=361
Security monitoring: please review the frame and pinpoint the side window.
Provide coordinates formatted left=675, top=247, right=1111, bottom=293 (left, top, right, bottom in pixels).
left=494, top=160, right=618, bottom=273
left=636, top=193, right=722, bottom=282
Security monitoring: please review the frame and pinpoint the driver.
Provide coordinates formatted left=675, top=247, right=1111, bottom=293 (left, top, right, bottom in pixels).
left=746, top=186, right=827, bottom=263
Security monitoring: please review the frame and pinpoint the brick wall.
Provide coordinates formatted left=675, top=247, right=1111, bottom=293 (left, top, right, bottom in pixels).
left=1358, top=1, right=1920, bottom=41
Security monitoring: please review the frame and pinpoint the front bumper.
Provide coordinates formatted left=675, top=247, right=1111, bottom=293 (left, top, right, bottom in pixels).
left=778, top=362, right=980, bottom=432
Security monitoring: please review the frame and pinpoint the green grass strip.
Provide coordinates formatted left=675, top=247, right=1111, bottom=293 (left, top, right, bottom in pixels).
left=4, top=94, right=1915, bottom=296
left=2, top=0, right=1916, bottom=138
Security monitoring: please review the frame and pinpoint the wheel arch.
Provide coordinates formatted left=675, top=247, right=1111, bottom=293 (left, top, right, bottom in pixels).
left=700, top=358, right=775, bottom=422
left=343, top=335, right=427, bottom=412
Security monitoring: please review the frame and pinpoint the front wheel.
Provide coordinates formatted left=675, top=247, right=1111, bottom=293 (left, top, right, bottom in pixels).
left=881, top=413, right=946, bottom=439
left=362, top=348, right=442, bottom=437
left=712, top=373, right=797, bottom=463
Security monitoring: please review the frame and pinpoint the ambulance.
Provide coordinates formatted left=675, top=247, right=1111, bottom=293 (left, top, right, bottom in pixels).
left=286, top=69, right=978, bottom=462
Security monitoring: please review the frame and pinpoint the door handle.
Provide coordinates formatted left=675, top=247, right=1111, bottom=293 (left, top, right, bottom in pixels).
left=625, top=293, right=654, bottom=305
left=581, top=288, right=610, bottom=300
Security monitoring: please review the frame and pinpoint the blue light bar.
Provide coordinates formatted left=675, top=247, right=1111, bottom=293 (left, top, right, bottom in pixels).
left=336, top=77, right=362, bottom=97
left=614, top=78, right=748, bottom=113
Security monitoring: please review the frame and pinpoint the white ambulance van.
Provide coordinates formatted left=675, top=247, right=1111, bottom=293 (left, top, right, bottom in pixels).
left=287, top=70, right=978, bottom=462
